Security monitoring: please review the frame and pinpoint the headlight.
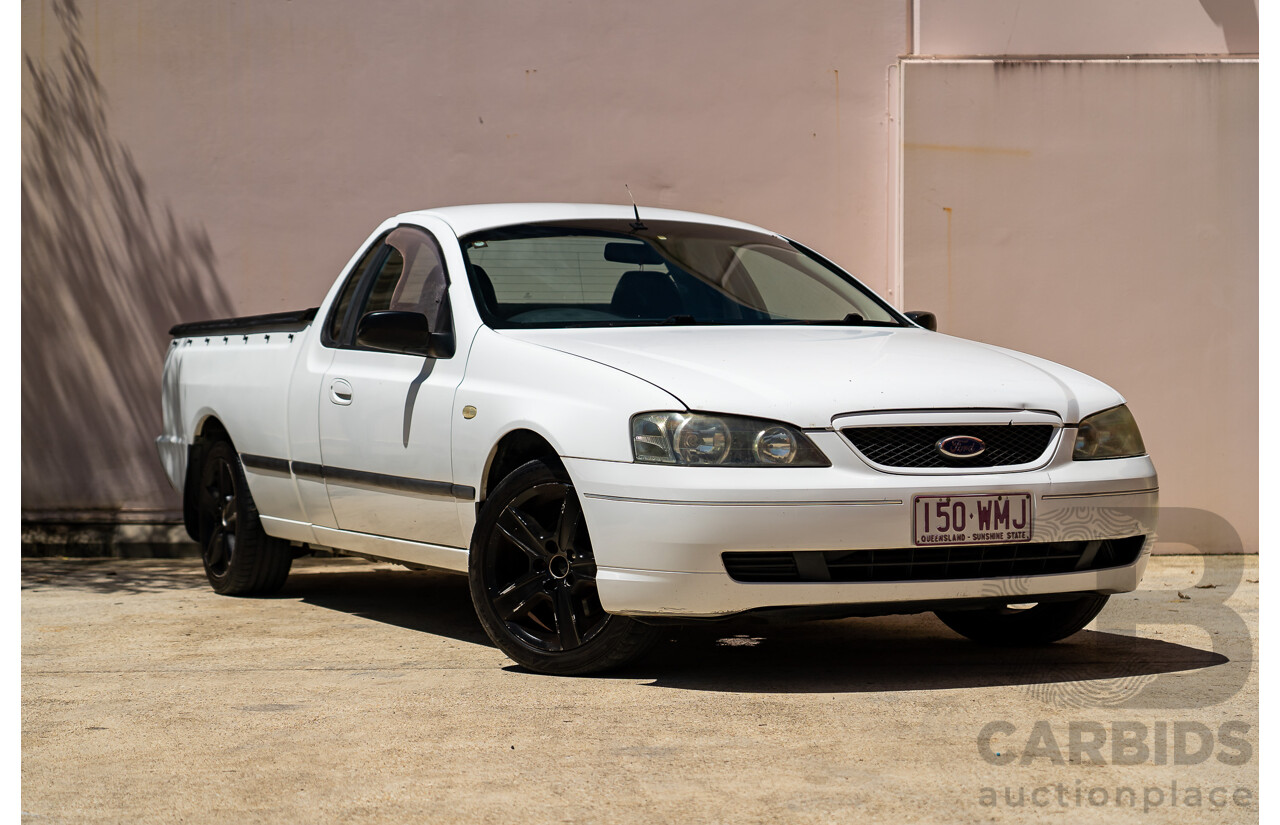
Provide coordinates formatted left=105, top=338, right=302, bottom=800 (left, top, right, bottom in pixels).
left=631, top=412, right=830, bottom=466
left=1073, top=404, right=1146, bottom=460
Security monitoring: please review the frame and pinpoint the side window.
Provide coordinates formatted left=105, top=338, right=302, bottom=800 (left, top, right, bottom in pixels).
left=352, top=226, right=452, bottom=345
left=362, top=247, right=405, bottom=315
left=324, top=239, right=383, bottom=346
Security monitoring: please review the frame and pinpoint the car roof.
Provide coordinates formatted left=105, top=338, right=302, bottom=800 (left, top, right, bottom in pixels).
left=394, top=203, right=775, bottom=238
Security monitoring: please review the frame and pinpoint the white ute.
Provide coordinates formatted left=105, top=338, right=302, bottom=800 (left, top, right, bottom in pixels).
left=158, top=203, right=1158, bottom=674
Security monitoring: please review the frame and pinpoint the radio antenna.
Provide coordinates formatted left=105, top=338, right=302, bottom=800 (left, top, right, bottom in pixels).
left=624, top=184, right=646, bottom=230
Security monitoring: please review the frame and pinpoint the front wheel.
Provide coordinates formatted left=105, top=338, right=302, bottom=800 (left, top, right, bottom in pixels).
left=468, top=459, right=660, bottom=675
left=935, top=594, right=1110, bottom=646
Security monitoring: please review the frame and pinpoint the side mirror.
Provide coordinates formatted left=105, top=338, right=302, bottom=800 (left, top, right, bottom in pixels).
left=356, top=310, right=446, bottom=356
left=905, top=310, right=937, bottom=331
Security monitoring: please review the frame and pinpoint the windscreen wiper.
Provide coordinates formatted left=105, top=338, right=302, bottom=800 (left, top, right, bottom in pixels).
left=782, top=314, right=904, bottom=327
left=833, top=313, right=904, bottom=326
left=660, top=314, right=699, bottom=325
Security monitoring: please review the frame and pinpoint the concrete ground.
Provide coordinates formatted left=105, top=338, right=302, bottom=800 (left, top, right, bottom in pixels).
left=22, top=555, right=1257, bottom=824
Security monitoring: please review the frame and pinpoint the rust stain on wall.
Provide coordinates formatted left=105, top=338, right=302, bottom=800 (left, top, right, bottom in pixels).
left=832, top=68, right=840, bottom=136
left=943, top=205, right=953, bottom=317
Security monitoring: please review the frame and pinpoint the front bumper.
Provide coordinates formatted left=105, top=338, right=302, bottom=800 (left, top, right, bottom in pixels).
left=566, top=430, right=1158, bottom=618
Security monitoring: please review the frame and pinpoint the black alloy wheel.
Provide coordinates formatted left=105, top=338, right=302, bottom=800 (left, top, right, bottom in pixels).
left=200, top=451, right=240, bottom=579
left=487, top=480, right=603, bottom=651
left=469, top=460, right=660, bottom=674
left=196, top=439, right=292, bottom=596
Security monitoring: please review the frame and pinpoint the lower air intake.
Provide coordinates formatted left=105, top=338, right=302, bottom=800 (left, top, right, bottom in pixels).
left=722, top=536, right=1146, bottom=583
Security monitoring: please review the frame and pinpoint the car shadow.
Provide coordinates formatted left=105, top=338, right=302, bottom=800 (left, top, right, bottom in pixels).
left=284, top=565, right=1232, bottom=697
left=596, top=620, right=1231, bottom=697
left=284, top=565, right=494, bottom=648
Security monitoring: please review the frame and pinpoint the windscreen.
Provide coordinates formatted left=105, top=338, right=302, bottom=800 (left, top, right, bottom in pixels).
left=460, top=220, right=905, bottom=329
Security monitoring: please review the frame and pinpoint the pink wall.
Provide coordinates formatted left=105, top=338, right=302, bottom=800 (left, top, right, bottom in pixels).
left=21, top=0, right=908, bottom=515
left=22, top=2, right=1259, bottom=556
left=914, top=0, right=1258, bottom=56
left=902, top=59, right=1258, bottom=553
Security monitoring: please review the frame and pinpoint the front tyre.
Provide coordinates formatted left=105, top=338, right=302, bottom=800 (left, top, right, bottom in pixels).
left=196, top=439, right=292, bottom=596
left=935, top=594, right=1110, bottom=646
left=468, top=459, right=660, bottom=675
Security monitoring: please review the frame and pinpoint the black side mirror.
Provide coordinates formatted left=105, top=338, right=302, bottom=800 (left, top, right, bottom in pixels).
left=356, top=310, right=449, bottom=356
left=905, top=311, right=937, bottom=332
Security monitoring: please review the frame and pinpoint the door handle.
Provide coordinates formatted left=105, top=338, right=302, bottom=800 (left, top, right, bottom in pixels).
left=330, top=379, right=353, bottom=406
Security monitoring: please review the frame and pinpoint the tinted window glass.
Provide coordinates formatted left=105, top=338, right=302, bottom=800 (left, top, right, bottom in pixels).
left=460, top=220, right=904, bottom=329
left=363, top=248, right=405, bottom=315
left=391, top=241, right=445, bottom=310
left=351, top=226, right=452, bottom=345
left=325, top=239, right=382, bottom=345
left=733, top=245, right=871, bottom=321
left=469, top=236, right=637, bottom=304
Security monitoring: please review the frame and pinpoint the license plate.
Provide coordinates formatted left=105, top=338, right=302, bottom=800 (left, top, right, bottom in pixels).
left=912, top=493, right=1034, bottom=546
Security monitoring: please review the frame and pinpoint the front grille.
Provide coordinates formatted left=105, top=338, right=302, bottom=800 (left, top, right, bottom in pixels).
left=722, top=536, right=1145, bottom=583
left=843, top=424, right=1055, bottom=469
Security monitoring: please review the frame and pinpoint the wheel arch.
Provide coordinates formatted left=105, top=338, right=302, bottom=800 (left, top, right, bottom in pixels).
left=477, top=428, right=565, bottom=514
left=182, top=415, right=234, bottom=541
left=193, top=414, right=232, bottom=444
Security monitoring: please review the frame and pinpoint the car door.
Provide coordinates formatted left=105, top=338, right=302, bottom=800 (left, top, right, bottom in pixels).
left=317, top=224, right=467, bottom=547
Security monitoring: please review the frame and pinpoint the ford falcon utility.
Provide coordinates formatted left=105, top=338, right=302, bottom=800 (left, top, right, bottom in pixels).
left=157, top=203, right=1158, bottom=674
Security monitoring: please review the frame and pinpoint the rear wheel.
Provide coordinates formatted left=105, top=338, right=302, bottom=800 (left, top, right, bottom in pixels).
left=935, top=594, right=1109, bottom=646
left=468, top=459, right=660, bottom=675
left=196, top=439, right=292, bottom=595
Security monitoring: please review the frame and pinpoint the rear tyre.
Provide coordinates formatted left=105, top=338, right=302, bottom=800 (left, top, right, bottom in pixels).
left=196, top=439, right=293, bottom=596
left=935, top=594, right=1109, bottom=646
left=468, top=459, right=660, bottom=675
